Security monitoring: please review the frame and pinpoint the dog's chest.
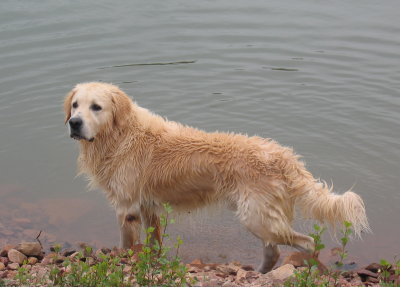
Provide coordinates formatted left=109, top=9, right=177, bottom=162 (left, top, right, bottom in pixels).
left=102, top=164, right=142, bottom=203
left=81, top=153, right=142, bottom=204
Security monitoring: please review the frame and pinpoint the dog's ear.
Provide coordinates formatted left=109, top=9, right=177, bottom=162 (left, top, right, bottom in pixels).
left=111, top=88, right=132, bottom=128
left=64, top=89, right=76, bottom=125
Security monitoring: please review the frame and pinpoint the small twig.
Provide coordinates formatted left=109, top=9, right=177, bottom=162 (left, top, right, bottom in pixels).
left=36, top=230, right=43, bottom=249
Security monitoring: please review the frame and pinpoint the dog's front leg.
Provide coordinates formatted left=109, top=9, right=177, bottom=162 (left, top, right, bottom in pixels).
left=140, top=205, right=161, bottom=246
left=116, top=204, right=142, bottom=249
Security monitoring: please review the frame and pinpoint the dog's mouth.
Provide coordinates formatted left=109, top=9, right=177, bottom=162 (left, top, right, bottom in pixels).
left=70, top=133, right=94, bottom=142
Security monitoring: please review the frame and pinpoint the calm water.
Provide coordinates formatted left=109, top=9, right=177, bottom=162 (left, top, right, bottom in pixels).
left=1, top=1, right=399, bottom=266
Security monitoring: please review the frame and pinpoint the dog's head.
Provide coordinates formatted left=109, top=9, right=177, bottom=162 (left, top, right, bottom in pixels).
left=64, top=82, right=132, bottom=142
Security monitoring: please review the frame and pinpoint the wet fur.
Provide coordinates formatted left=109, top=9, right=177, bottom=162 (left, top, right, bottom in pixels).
left=64, top=82, right=370, bottom=273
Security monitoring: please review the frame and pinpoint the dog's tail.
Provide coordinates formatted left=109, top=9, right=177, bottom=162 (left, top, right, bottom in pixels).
left=295, top=178, right=370, bottom=237
left=266, top=142, right=370, bottom=237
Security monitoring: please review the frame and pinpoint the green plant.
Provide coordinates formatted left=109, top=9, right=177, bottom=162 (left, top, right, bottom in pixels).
left=285, top=222, right=355, bottom=287
left=8, top=203, right=189, bottom=287
left=15, top=266, right=28, bottom=286
left=335, top=221, right=352, bottom=269
left=285, top=224, right=329, bottom=287
left=379, top=258, right=400, bottom=287
left=134, top=203, right=189, bottom=287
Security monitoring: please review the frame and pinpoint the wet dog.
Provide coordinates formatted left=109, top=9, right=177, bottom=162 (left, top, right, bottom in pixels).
left=64, top=82, right=369, bottom=273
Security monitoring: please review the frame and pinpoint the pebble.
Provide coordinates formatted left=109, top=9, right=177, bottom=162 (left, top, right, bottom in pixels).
left=0, top=262, right=5, bottom=271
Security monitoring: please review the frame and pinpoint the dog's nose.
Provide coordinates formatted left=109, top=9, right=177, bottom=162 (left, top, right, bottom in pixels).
left=69, top=117, right=82, bottom=130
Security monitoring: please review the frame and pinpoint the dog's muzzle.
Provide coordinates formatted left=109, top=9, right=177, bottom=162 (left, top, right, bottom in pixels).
left=69, top=117, right=93, bottom=141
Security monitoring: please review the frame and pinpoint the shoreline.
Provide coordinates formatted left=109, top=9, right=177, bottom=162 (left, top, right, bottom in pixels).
left=1, top=241, right=398, bottom=286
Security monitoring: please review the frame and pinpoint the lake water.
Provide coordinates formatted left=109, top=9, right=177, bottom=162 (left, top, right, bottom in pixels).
left=0, top=1, right=399, bottom=267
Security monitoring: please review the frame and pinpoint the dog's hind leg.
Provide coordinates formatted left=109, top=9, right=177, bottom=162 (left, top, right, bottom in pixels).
left=243, top=215, right=315, bottom=273
left=258, top=243, right=280, bottom=273
left=238, top=197, right=314, bottom=273
left=289, top=231, right=315, bottom=254
left=238, top=206, right=281, bottom=272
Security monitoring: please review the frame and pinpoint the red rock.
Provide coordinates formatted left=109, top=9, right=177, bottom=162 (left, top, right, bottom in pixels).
left=7, top=262, right=19, bottom=270
left=100, top=247, right=112, bottom=254
left=216, top=263, right=240, bottom=275
left=21, top=264, right=31, bottom=271
left=0, top=270, right=7, bottom=278
left=247, top=273, right=275, bottom=286
left=27, top=257, right=38, bottom=265
left=357, top=268, right=378, bottom=278
left=0, top=244, right=15, bottom=257
left=282, top=252, right=327, bottom=273
left=6, top=270, right=17, bottom=278
left=68, top=251, right=82, bottom=261
left=0, top=262, right=5, bottom=271
left=62, top=249, right=77, bottom=257
left=16, top=242, right=42, bottom=257
left=8, top=249, right=27, bottom=264
left=202, top=279, right=219, bottom=287
left=241, top=264, right=254, bottom=271
left=0, top=257, right=8, bottom=265
left=55, top=256, right=66, bottom=264
left=215, top=272, right=228, bottom=278
left=364, top=262, right=382, bottom=273
left=235, top=269, right=249, bottom=284
left=187, top=264, right=200, bottom=273
left=366, top=276, right=379, bottom=283
left=41, top=253, right=57, bottom=265
left=191, top=258, right=203, bottom=265
left=268, top=264, right=295, bottom=281
left=109, top=247, right=124, bottom=257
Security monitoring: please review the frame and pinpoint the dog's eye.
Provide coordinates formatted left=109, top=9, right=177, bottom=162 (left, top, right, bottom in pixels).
left=91, top=104, right=102, bottom=111
left=72, top=101, right=78, bottom=109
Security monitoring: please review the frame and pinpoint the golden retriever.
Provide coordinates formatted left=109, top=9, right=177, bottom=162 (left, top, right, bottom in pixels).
left=64, top=82, right=369, bottom=273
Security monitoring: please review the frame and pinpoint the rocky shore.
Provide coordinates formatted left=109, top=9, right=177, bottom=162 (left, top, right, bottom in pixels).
left=0, top=241, right=399, bottom=286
